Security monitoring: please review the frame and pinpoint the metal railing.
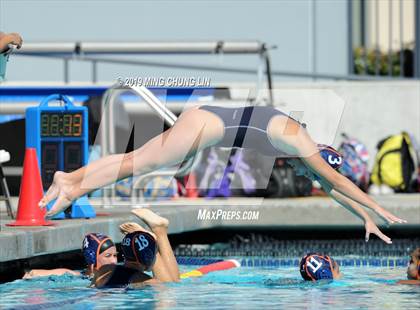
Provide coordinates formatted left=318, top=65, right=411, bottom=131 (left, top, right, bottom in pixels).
left=14, top=41, right=275, bottom=103
left=349, top=0, right=420, bottom=78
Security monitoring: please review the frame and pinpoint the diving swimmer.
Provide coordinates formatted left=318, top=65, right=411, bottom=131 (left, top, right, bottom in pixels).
left=38, top=104, right=406, bottom=243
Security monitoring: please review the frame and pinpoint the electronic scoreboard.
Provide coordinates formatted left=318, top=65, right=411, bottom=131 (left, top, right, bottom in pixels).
left=26, top=94, right=95, bottom=219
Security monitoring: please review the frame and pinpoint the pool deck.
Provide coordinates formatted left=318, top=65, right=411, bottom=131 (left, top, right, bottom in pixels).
left=0, top=195, right=419, bottom=263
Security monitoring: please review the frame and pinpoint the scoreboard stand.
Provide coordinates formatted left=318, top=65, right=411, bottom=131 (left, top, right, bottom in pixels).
left=26, top=94, right=95, bottom=219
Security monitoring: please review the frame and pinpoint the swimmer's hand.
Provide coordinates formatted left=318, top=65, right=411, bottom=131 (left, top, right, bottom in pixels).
left=0, top=32, right=23, bottom=52
left=39, top=171, right=75, bottom=218
left=374, top=206, right=407, bottom=225
left=7, top=33, right=23, bottom=48
left=365, top=220, right=392, bottom=244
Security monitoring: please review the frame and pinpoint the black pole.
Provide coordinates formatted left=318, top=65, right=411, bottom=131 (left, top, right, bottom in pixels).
left=264, top=50, right=274, bottom=106
left=348, top=0, right=354, bottom=75
left=415, top=0, right=420, bottom=77
left=361, top=0, right=368, bottom=74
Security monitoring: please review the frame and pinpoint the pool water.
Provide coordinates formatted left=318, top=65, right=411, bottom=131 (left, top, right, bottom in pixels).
left=0, top=262, right=418, bottom=309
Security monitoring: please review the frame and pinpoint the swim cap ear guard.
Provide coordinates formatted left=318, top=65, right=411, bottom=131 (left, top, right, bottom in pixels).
left=317, top=144, right=343, bottom=170
left=82, top=233, right=114, bottom=267
left=300, top=253, right=334, bottom=281
left=121, top=231, right=158, bottom=269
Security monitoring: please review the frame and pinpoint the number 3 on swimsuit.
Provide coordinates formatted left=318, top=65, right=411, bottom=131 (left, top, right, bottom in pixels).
left=327, top=155, right=342, bottom=166
left=135, top=235, right=149, bottom=251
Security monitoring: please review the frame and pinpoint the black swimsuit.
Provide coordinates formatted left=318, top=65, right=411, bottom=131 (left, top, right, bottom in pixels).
left=199, top=105, right=293, bottom=157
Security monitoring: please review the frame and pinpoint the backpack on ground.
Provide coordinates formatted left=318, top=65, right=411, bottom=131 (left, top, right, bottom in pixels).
left=338, top=133, right=370, bottom=191
left=370, top=132, right=419, bottom=193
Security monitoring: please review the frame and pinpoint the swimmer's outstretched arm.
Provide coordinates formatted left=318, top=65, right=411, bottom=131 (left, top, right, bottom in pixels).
left=303, top=152, right=405, bottom=225
left=22, top=268, right=80, bottom=279
left=318, top=179, right=392, bottom=244
left=131, top=209, right=180, bottom=282
left=279, top=126, right=406, bottom=225
left=396, top=280, right=420, bottom=285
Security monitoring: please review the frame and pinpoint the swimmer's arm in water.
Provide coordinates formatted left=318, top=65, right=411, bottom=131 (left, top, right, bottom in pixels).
left=396, top=280, right=420, bottom=285
left=129, top=278, right=161, bottom=288
left=0, top=32, right=22, bottom=52
left=22, top=268, right=81, bottom=279
left=128, top=272, right=161, bottom=288
left=318, top=179, right=392, bottom=244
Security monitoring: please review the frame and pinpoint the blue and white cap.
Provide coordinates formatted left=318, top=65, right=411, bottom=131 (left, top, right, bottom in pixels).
left=82, top=233, right=115, bottom=267
left=121, top=231, right=157, bottom=268
left=300, top=253, right=335, bottom=281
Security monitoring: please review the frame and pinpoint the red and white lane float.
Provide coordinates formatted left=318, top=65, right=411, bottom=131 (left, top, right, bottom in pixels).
left=181, top=259, right=240, bottom=279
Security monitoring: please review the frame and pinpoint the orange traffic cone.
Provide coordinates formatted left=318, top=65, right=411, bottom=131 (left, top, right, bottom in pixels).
left=7, top=148, right=53, bottom=226
left=184, top=173, right=199, bottom=198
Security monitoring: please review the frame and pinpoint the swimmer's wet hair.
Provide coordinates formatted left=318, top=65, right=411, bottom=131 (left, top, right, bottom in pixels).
left=91, top=264, right=152, bottom=288
left=91, top=264, right=116, bottom=288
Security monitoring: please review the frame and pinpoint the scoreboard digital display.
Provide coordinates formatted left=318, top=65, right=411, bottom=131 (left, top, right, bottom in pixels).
left=27, top=103, right=87, bottom=189
left=26, top=94, right=95, bottom=219
left=41, top=113, right=83, bottom=137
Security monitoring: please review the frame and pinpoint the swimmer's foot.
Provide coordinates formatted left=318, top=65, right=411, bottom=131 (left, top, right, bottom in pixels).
left=131, top=209, right=169, bottom=234
left=119, top=222, right=156, bottom=239
left=40, top=171, right=76, bottom=218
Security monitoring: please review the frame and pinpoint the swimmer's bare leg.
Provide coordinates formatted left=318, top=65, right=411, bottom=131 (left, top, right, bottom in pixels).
left=120, top=221, right=172, bottom=282
left=132, top=209, right=180, bottom=281
left=41, top=109, right=223, bottom=217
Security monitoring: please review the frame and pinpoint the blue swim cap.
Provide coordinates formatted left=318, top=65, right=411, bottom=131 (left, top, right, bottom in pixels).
left=317, top=144, right=343, bottom=170
left=82, top=233, right=115, bottom=267
left=300, top=253, right=335, bottom=281
left=121, top=231, right=157, bottom=268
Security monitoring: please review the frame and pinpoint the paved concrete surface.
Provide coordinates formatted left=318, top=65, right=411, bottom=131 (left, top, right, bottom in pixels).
left=1, top=195, right=419, bottom=263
